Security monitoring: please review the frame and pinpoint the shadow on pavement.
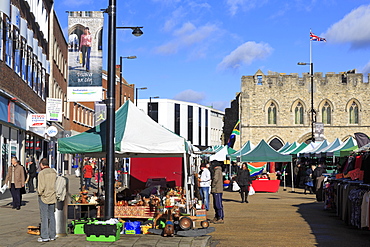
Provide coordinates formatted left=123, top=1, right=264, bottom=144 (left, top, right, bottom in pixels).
left=293, top=202, right=370, bottom=247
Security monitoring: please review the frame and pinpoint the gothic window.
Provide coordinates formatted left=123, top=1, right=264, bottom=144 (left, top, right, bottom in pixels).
left=294, top=102, right=304, bottom=124
left=322, top=102, right=331, bottom=124
left=349, top=102, right=359, bottom=124
left=268, top=102, right=277, bottom=124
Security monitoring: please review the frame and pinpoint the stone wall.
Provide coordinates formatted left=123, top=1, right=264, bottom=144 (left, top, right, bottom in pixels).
left=239, top=70, right=370, bottom=145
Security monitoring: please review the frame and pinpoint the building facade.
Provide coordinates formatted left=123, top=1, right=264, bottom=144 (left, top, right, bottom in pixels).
left=137, top=99, right=224, bottom=147
left=239, top=70, right=370, bottom=149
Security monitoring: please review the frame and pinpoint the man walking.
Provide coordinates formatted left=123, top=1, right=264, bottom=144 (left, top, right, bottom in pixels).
left=211, top=161, right=224, bottom=224
left=37, top=158, right=57, bottom=242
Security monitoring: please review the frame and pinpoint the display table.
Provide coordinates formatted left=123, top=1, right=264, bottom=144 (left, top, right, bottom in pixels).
left=252, top=180, right=280, bottom=193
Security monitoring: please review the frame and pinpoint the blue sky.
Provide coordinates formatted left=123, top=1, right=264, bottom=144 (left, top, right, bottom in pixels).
left=55, top=0, right=370, bottom=111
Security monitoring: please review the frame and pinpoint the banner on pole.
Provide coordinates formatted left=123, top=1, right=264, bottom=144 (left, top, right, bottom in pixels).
left=67, top=11, right=104, bottom=102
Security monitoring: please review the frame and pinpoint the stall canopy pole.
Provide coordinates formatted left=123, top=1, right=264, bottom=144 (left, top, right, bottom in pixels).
left=183, top=153, right=190, bottom=214
left=290, top=158, right=295, bottom=192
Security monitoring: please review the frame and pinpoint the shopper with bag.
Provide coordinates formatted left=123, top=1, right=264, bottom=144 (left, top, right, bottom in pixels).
left=236, top=163, right=252, bottom=203
left=198, top=163, right=211, bottom=211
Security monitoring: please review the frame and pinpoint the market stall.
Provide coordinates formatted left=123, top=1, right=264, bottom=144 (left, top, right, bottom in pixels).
left=239, top=140, right=293, bottom=191
left=58, top=101, right=196, bottom=220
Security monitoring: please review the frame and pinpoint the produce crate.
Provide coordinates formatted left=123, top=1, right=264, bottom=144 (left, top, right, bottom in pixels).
left=84, top=222, right=122, bottom=242
left=97, top=206, right=155, bottom=218
left=195, top=210, right=207, bottom=221
left=72, top=219, right=97, bottom=234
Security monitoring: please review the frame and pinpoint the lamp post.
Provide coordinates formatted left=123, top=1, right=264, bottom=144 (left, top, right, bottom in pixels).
left=149, top=96, right=159, bottom=119
left=119, top=56, right=137, bottom=106
left=297, top=62, right=315, bottom=143
left=105, top=0, right=143, bottom=220
left=135, top=87, right=147, bottom=106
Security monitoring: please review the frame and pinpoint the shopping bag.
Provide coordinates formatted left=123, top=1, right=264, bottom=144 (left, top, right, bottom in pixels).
left=248, top=185, right=255, bottom=195
left=0, top=184, right=7, bottom=194
left=232, top=181, right=240, bottom=191
left=75, top=168, right=80, bottom=177
left=79, top=52, right=83, bottom=64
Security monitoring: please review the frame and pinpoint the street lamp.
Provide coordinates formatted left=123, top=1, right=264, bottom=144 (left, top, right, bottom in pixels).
left=135, top=87, right=147, bottom=106
left=119, top=56, right=137, bottom=106
left=105, top=0, right=143, bottom=220
left=116, top=26, right=144, bottom=37
left=297, top=62, right=315, bottom=143
left=149, top=96, right=159, bottom=119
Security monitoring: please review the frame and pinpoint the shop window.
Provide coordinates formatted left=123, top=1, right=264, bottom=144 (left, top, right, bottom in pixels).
left=322, top=102, right=331, bottom=124
left=349, top=102, right=359, bottom=124
left=294, top=102, right=304, bottom=124
left=268, top=103, right=277, bottom=124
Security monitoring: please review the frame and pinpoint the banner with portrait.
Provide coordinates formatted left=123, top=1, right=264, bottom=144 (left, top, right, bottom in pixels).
left=67, top=11, right=103, bottom=101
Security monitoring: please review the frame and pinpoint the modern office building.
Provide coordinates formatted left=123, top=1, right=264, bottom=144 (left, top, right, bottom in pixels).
left=137, top=99, right=224, bottom=147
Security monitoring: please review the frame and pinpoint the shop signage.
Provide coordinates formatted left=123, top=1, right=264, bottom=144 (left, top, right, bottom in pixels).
left=29, top=114, right=46, bottom=127
left=46, top=126, right=58, bottom=137
left=46, top=98, right=63, bottom=122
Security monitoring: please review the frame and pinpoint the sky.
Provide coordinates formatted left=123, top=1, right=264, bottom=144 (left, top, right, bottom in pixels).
left=55, top=0, right=370, bottom=111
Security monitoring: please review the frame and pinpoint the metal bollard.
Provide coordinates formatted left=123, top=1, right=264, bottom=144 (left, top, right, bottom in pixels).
left=56, top=176, right=69, bottom=237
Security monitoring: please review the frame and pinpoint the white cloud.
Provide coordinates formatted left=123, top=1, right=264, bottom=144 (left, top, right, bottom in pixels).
left=173, top=90, right=206, bottom=103
left=154, top=22, right=219, bottom=55
left=324, top=4, right=370, bottom=48
left=226, top=0, right=268, bottom=16
left=217, top=41, right=273, bottom=70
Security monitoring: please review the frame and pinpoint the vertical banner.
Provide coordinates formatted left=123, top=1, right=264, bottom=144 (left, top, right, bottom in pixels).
left=94, top=101, right=106, bottom=126
left=67, top=11, right=103, bottom=101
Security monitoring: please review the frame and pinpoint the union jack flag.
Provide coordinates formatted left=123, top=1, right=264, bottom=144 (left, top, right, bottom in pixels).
left=310, top=32, right=326, bottom=42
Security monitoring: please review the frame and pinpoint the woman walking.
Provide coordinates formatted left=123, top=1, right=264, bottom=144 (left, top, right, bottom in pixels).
left=236, top=163, right=252, bottom=203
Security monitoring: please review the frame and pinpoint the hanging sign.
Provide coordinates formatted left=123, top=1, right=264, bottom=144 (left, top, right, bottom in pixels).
left=28, top=114, right=46, bottom=127
left=46, top=98, right=63, bottom=122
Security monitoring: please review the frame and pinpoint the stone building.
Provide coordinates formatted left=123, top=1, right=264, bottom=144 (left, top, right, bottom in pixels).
left=238, top=69, right=369, bottom=149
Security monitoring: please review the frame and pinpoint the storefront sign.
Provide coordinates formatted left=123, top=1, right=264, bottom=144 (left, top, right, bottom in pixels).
left=46, top=98, right=63, bottom=122
left=28, top=114, right=46, bottom=127
left=46, top=126, right=58, bottom=137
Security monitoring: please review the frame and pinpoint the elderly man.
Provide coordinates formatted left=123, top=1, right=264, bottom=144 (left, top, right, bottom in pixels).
left=211, top=160, right=224, bottom=224
left=5, top=157, right=25, bottom=210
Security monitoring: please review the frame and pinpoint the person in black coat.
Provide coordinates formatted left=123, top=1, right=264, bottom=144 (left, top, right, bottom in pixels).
left=236, top=163, right=252, bottom=203
left=28, top=158, right=37, bottom=193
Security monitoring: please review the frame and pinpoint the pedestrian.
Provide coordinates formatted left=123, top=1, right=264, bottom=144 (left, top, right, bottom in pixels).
left=304, top=165, right=314, bottom=194
left=83, top=161, right=93, bottom=190
left=80, top=27, right=92, bottom=72
left=210, top=160, right=224, bottom=224
left=28, top=157, right=37, bottom=193
left=198, top=163, right=211, bottom=211
left=236, top=162, right=252, bottom=203
left=4, top=157, right=25, bottom=210
left=37, top=158, right=57, bottom=242
left=313, top=163, right=327, bottom=201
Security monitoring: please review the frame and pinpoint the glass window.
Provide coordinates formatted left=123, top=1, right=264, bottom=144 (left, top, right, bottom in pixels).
left=27, top=47, right=33, bottom=87
left=13, top=28, right=20, bottom=74
left=322, top=102, right=331, bottom=124
left=349, top=102, right=359, bottom=124
left=198, top=108, right=202, bottom=145
left=205, top=109, right=208, bottom=146
left=174, top=104, right=180, bottom=135
left=188, top=105, right=193, bottom=143
left=21, top=40, right=27, bottom=81
left=5, top=17, right=12, bottom=67
left=294, top=102, right=304, bottom=124
left=33, top=56, right=38, bottom=92
left=0, top=16, right=3, bottom=61
left=268, top=103, right=277, bottom=124
left=148, top=102, right=158, bottom=122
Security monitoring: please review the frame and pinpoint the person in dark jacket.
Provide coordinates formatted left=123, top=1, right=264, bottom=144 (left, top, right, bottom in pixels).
left=28, top=158, right=37, bottom=193
left=313, top=164, right=327, bottom=201
left=236, top=163, right=252, bottom=203
left=211, top=161, right=224, bottom=224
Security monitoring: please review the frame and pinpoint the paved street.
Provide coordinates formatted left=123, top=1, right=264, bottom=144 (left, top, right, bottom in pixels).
left=1, top=175, right=370, bottom=246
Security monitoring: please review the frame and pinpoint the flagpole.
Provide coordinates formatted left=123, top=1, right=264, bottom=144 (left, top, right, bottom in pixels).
left=310, top=29, right=312, bottom=74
